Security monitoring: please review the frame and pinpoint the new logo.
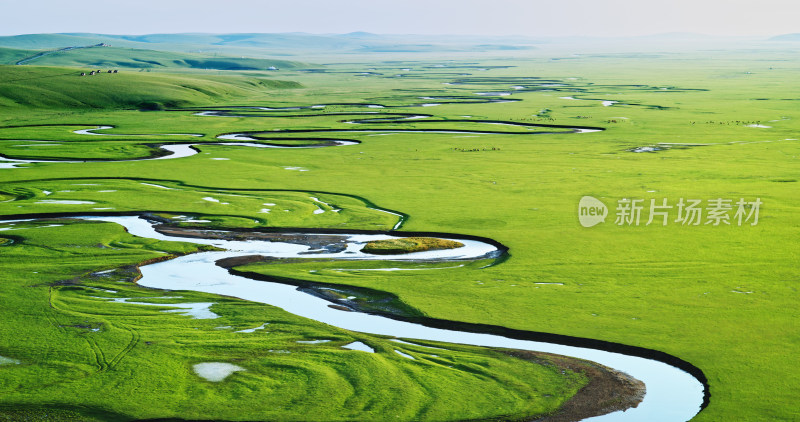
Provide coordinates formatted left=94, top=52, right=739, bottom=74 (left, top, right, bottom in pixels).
left=578, top=196, right=608, bottom=227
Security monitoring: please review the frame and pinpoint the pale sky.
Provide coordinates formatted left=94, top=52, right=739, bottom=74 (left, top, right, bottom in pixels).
left=0, top=0, right=798, bottom=38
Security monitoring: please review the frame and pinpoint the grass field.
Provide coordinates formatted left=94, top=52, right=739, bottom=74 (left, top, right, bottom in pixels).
left=0, top=66, right=301, bottom=109
left=6, top=45, right=308, bottom=70
left=0, top=44, right=798, bottom=421
left=1, top=219, right=593, bottom=421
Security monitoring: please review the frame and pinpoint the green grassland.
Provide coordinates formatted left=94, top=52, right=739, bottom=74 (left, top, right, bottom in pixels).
left=0, top=178, right=398, bottom=230
left=0, top=45, right=799, bottom=421
left=0, top=220, right=583, bottom=421
left=0, top=65, right=301, bottom=109
left=0, top=47, right=35, bottom=65
left=6, top=45, right=308, bottom=70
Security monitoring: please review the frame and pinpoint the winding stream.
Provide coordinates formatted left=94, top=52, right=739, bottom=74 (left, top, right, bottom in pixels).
left=0, top=114, right=603, bottom=166
left=0, top=97, right=705, bottom=420
left=0, top=129, right=360, bottom=166
left=43, top=215, right=705, bottom=422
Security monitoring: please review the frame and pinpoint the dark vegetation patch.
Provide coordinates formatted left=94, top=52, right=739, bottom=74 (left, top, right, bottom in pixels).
left=155, top=226, right=350, bottom=251
left=0, top=404, right=125, bottom=422
left=139, top=101, right=166, bottom=111
left=452, top=146, right=501, bottom=152
left=361, top=237, right=464, bottom=255
left=509, top=350, right=645, bottom=422
left=0, top=188, right=32, bottom=200
left=132, top=58, right=164, bottom=67
left=182, top=59, right=260, bottom=70
left=218, top=256, right=426, bottom=318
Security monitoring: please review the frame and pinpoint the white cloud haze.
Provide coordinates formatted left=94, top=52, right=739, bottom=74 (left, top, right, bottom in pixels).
left=0, top=0, right=798, bottom=37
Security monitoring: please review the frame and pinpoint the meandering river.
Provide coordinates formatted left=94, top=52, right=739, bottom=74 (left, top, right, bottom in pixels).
left=61, top=215, right=705, bottom=422
left=0, top=98, right=706, bottom=420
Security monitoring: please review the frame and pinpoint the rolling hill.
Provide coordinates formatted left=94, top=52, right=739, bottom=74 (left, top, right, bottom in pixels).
left=769, top=33, right=800, bottom=41
left=0, top=47, right=36, bottom=65
left=0, top=65, right=301, bottom=109
left=3, top=44, right=309, bottom=70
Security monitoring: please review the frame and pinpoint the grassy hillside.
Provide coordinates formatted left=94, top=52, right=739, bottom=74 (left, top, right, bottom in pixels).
left=0, top=33, right=110, bottom=50
left=0, top=66, right=301, bottom=109
left=0, top=47, right=35, bottom=65
left=10, top=45, right=309, bottom=70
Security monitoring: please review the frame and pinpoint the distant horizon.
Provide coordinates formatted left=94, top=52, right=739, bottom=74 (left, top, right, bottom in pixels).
left=1, top=0, right=799, bottom=38
left=0, top=31, right=793, bottom=40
